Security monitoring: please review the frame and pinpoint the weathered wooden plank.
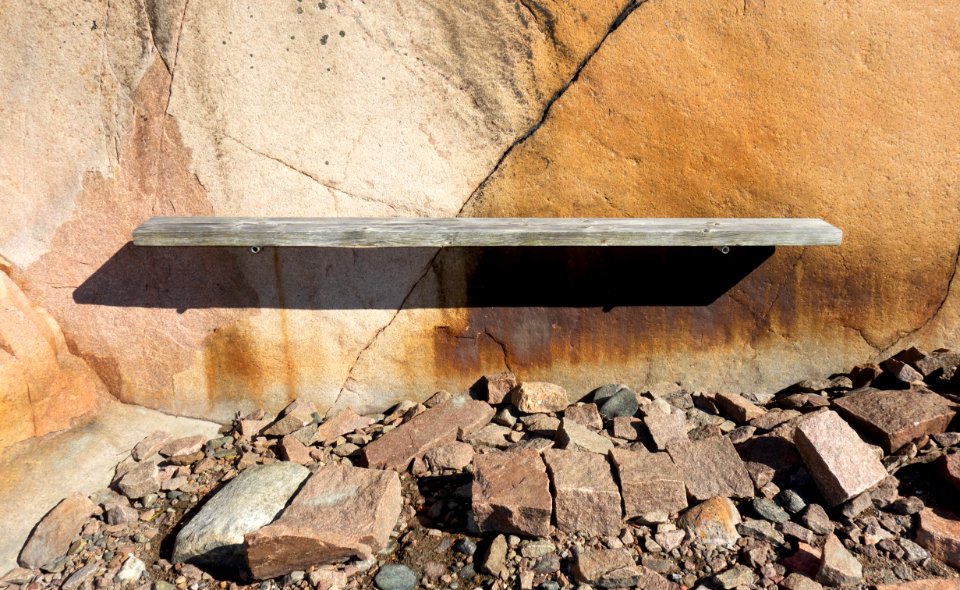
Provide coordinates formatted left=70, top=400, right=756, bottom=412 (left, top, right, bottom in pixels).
left=132, top=217, right=842, bottom=247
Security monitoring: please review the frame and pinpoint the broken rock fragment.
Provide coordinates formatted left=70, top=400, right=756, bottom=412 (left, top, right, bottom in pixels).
left=131, top=430, right=171, bottom=461
left=555, top=418, right=614, bottom=454
left=173, top=462, right=310, bottom=567
left=543, top=449, right=622, bottom=537
left=714, top=392, right=766, bottom=424
left=832, top=387, right=956, bottom=452
left=564, top=403, right=603, bottom=430
left=117, top=459, right=161, bottom=499
left=793, top=410, right=887, bottom=506
left=263, top=399, right=318, bottom=437
left=471, top=449, right=552, bottom=537
left=18, top=494, right=97, bottom=569
left=478, top=371, right=518, bottom=405
left=610, top=448, right=687, bottom=519
left=643, top=403, right=688, bottom=450
left=916, top=508, right=960, bottom=569
left=362, top=394, right=493, bottom=471
left=511, top=381, right=569, bottom=413
left=667, top=436, right=754, bottom=500
left=245, top=464, right=402, bottom=580
left=816, top=534, right=863, bottom=586
left=312, top=407, right=374, bottom=445
left=573, top=547, right=677, bottom=590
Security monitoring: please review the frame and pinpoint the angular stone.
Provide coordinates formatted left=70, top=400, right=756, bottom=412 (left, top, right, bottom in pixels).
left=667, top=436, right=754, bottom=500
left=173, top=462, right=310, bottom=567
left=555, top=418, right=614, bottom=454
left=916, top=508, right=960, bottom=569
left=942, top=454, right=960, bottom=492
left=131, top=431, right=171, bottom=461
left=678, top=497, right=741, bottom=548
left=816, top=534, right=862, bottom=586
left=511, top=382, right=569, bottom=413
left=18, top=494, right=97, bottom=569
left=313, top=407, right=375, bottom=446
left=610, top=416, right=643, bottom=441
left=610, top=448, right=687, bottom=519
left=573, top=548, right=676, bottom=590
left=278, top=436, right=312, bottom=465
left=793, top=411, right=888, bottom=506
left=784, top=542, right=823, bottom=577
left=564, top=403, right=603, bottom=430
left=881, top=358, right=925, bottom=384
left=782, top=574, right=824, bottom=590
left=832, top=388, right=956, bottom=452
left=245, top=464, right=401, bottom=579
left=714, top=564, right=757, bottom=589
left=362, top=394, right=494, bottom=471
left=466, top=423, right=513, bottom=449
left=715, top=392, right=766, bottom=424
left=263, top=399, right=319, bottom=437
left=643, top=405, right=688, bottom=450
left=480, top=534, right=508, bottom=576
left=117, top=460, right=161, bottom=499
left=543, top=449, right=622, bottom=537
left=422, top=441, right=475, bottom=471
left=472, top=449, right=552, bottom=537
left=158, top=434, right=206, bottom=458
left=520, top=414, right=560, bottom=435
left=478, top=371, right=518, bottom=405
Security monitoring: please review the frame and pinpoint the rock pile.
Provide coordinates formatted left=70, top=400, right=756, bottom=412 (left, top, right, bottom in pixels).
left=4, top=346, right=960, bottom=589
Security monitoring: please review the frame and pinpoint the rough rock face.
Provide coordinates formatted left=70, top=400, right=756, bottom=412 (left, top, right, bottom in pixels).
left=0, top=269, right=104, bottom=450
left=3, top=0, right=960, bottom=422
left=472, top=449, right=553, bottom=538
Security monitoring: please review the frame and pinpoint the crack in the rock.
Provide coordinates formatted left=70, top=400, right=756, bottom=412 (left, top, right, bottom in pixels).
left=329, top=0, right=646, bottom=407
left=456, top=0, right=646, bottom=216
left=881, top=237, right=960, bottom=355
left=484, top=329, right=515, bottom=375
left=163, top=0, right=189, bottom=119
left=325, top=252, right=442, bottom=417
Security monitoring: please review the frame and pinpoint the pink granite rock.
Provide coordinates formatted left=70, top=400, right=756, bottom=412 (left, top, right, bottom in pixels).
left=422, top=441, right=475, bottom=471
left=362, top=394, right=493, bottom=471
left=564, top=403, right=603, bottom=430
left=793, top=411, right=887, bottom=506
left=245, top=464, right=401, bottom=580
left=263, top=399, right=319, bottom=437
left=511, top=382, right=569, bottom=413
left=117, top=460, right=161, bottom=499
left=544, top=449, right=622, bottom=537
left=312, top=407, right=375, bottom=445
left=158, top=434, right=206, bottom=458
left=816, top=534, right=862, bottom=586
left=278, top=436, right=312, bottom=465
left=610, top=416, right=643, bottom=441
left=573, top=547, right=677, bottom=589
left=881, top=358, right=925, bottom=384
left=916, top=508, right=960, bottom=569
left=131, top=431, right=172, bottom=461
left=832, top=388, right=957, bottom=452
left=555, top=418, right=614, bottom=454
left=479, top=371, right=519, bottom=405
left=19, top=494, right=97, bottom=568
left=942, top=454, right=960, bottom=492
left=472, top=449, right=552, bottom=537
left=875, top=580, right=960, bottom=590
left=667, top=436, right=754, bottom=500
left=715, top=392, right=766, bottom=424
left=610, top=448, right=687, bottom=519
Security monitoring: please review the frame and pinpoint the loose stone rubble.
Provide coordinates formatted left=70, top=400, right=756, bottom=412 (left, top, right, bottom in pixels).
left=4, top=346, right=960, bottom=589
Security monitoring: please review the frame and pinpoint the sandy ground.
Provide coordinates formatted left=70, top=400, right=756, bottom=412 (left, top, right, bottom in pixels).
left=0, top=400, right=219, bottom=574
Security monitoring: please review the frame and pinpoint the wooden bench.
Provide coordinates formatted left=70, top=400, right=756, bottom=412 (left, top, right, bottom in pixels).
left=132, top=217, right=841, bottom=248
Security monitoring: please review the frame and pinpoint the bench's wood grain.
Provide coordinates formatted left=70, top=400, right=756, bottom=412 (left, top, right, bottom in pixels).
left=132, top=217, right=842, bottom=247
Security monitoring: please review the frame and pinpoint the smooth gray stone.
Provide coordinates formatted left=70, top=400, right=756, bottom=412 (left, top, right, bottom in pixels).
left=172, top=462, right=310, bottom=567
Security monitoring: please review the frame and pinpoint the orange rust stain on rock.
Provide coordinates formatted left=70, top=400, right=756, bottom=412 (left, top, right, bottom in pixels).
left=202, top=324, right=266, bottom=409
left=272, top=248, right=299, bottom=403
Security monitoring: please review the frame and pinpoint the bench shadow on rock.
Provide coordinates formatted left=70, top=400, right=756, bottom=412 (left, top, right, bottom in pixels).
left=73, top=243, right=774, bottom=311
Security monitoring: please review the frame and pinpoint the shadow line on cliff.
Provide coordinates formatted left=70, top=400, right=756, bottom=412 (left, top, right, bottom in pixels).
left=73, top=243, right=773, bottom=311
